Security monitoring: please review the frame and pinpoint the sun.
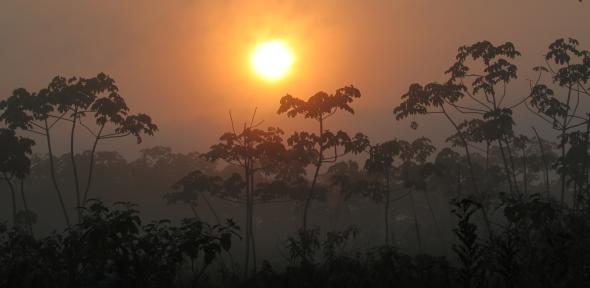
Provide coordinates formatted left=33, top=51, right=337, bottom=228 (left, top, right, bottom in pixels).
left=251, top=40, right=294, bottom=81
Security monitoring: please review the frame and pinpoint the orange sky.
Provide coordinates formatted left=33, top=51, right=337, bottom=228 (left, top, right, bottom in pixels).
left=1, top=0, right=589, bottom=155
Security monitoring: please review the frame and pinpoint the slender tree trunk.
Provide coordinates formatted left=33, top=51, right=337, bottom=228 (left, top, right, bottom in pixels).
left=200, top=190, right=221, bottom=224
left=3, top=173, right=17, bottom=226
left=384, top=170, right=391, bottom=245
left=442, top=108, right=477, bottom=193
left=303, top=162, right=321, bottom=231
left=423, top=188, right=443, bottom=242
left=302, top=117, right=324, bottom=231
left=20, top=178, right=33, bottom=235
left=457, top=165, right=462, bottom=198
left=249, top=169, right=257, bottom=273
left=189, top=203, right=199, bottom=219
left=44, top=120, right=70, bottom=227
left=70, top=106, right=82, bottom=223
left=197, top=189, right=237, bottom=274
left=485, top=141, right=490, bottom=170
left=560, top=86, right=573, bottom=205
left=522, top=146, right=528, bottom=196
left=585, top=120, right=590, bottom=208
left=560, top=138, right=567, bottom=205
left=532, top=127, right=550, bottom=196
left=409, top=189, right=422, bottom=252
left=83, top=124, right=104, bottom=204
left=243, top=159, right=251, bottom=278
left=441, top=106, right=492, bottom=236
left=250, top=214, right=257, bottom=273
left=504, top=138, right=520, bottom=194
left=497, top=140, right=514, bottom=195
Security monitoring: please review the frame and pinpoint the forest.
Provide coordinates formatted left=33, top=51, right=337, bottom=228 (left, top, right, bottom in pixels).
left=2, top=38, right=590, bottom=287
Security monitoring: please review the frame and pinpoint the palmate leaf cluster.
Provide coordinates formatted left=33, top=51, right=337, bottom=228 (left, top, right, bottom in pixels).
left=0, top=73, right=157, bottom=143
left=277, top=86, right=361, bottom=119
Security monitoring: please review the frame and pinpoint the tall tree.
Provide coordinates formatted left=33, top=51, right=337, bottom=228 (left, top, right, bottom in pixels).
left=0, top=73, right=157, bottom=225
left=362, top=140, right=404, bottom=246
left=528, top=38, right=590, bottom=206
left=278, top=86, right=369, bottom=230
left=0, top=87, right=70, bottom=225
left=394, top=41, right=529, bottom=236
left=202, top=112, right=297, bottom=277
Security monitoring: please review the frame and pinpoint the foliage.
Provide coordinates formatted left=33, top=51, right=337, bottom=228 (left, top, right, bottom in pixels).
left=0, top=129, right=35, bottom=179
left=452, top=199, right=486, bottom=288
left=4, top=38, right=590, bottom=287
left=0, top=201, right=238, bottom=288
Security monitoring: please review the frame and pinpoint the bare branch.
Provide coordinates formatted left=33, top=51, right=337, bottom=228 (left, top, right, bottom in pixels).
left=213, top=195, right=245, bottom=204
left=48, top=112, right=72, bottom=128
left=254, top=199, right=295, bottom=205
left=78, top=119, right=98, bottom=137
left=524, top=102, right=560, bottom=128
left=99, top=132, right=131, bottom=139
left=21, top=128, right=46, bottom=136
left=497, top=81, right=508, bottom=107
left=461, top=81, right=493, bottom=110
left=249, top=107, right=258, bottom=128
left=229, top=110, right=238, bottom=137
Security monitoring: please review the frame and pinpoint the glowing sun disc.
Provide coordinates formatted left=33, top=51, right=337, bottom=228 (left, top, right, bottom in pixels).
left=251, top=40, right=294, bottom=81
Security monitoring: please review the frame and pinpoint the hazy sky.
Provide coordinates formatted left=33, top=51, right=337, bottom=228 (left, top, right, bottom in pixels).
left=1, top=0, right=589, bottom=156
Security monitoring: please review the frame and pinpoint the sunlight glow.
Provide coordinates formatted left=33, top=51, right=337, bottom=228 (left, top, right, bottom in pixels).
left=251, top=40, right=294, bottom=81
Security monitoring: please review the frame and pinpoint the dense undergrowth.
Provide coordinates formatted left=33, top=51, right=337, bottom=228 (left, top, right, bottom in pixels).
left=2, top=195, right=590, bottom=287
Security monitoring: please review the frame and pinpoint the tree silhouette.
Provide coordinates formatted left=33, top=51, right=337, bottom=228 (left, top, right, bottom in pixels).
left=0, top=73, right=157, bottom=225
left=527, top=38, right=590, bottom=206
left=0, top=129, right=34, bottom=231
left=360, top=140, right=405, bottom=246
left=0, top=87, right=71, bottom=226
left=328, top=137, right=439, bottom=250
left=278, top=86, right=369, bottom=231
left=394, top=41, right=529, bottom=235
left=201, top=111, right=296, bottom=277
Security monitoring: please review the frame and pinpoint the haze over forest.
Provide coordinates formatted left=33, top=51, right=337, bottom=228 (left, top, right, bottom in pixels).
left=2, top=1, right=590, bottom=287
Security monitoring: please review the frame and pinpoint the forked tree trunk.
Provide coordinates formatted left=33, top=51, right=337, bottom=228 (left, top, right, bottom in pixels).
left=83, top=124, right=105, bottom=204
